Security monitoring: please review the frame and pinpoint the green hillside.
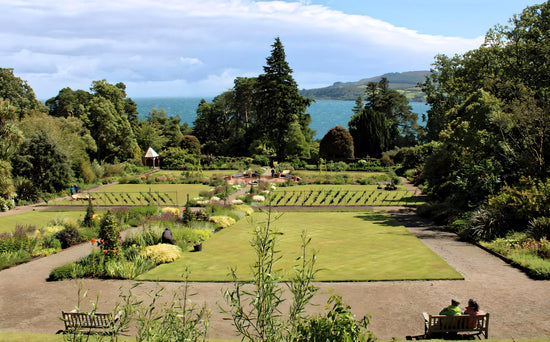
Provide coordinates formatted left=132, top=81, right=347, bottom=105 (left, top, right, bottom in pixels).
left=300, top=70, right=429, bottom=101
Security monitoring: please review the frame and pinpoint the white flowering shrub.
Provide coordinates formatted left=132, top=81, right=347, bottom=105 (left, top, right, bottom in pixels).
left=252, top=195, right=265, bottom=202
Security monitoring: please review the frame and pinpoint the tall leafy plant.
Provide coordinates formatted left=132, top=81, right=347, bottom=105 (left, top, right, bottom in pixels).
left=223, top=208, right=319, bottom=341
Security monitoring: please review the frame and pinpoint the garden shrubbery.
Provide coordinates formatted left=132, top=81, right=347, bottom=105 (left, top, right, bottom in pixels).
left=47, top=203, right=254, bottom=281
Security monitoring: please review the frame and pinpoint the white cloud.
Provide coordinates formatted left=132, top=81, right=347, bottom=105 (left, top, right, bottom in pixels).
left=0, top=0, right=483, bottom=98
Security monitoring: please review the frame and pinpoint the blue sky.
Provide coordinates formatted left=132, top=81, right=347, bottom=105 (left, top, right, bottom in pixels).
left=0, top=0, right=543, bottom=99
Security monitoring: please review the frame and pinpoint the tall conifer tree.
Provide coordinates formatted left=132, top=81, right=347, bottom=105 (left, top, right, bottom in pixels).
left=254, top=37, right=312, bottom=158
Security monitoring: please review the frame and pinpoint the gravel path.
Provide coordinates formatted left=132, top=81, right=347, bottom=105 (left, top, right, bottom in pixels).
left=0, top=179, right=549, bottom=340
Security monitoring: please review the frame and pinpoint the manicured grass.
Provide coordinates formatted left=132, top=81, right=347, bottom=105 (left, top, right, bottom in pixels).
left=139, top=210, right=462, bottom=282
left=269, top=184, right=424, bottom=206
left=53, top=184, right=212, bottom=207
left=0, top=210, right=85, bottom=234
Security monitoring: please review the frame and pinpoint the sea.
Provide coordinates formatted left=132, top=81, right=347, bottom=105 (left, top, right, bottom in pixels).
left=134, top=97, right=429, bottom=140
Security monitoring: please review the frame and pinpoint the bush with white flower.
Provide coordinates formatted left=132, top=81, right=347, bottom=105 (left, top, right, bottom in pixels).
left=252, top=195, right=265, bottom=202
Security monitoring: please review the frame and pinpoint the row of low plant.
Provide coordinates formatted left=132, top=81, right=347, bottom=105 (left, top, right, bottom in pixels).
left=47, top=203, right=254, bottom=281
left=268, top=189, right=422, bottom=207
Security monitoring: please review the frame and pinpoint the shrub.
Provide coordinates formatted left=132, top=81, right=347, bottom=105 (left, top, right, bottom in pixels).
left=98, top=211, right=122, bottom=259
left=295, top=293, right=374, bottom=342
left=141, top=244, right=183, bottom=264
left=48, top=263, right=78, bottom=281
left=55, top=225, right=81, bottom=249
left=103, top=163, right=125, bottom=177
left=529, top=217, right=550, bottom=241
left=0, top=250, right=31, bottom=270
left=488, top=176, right=550, bottom=228
left=82, top=200, right=95, bottom=228
left=233, top=204, right=254, bottom=216
left=461, top=207, right=508, bottom=241
left=181, top=135, right=201, bottom=155
left=209, top=215, right=236, bottom=228
left=192, top=228, right=212, bottom=242
left=103, top=256, right=155, bottom=279
left=319, top=126, right=354, bottom=160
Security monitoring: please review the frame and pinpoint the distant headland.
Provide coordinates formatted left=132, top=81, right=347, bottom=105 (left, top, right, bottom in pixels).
left=299, top=70, right=429, bottom=101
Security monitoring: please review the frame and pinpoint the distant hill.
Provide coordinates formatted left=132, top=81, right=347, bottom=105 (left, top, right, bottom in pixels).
left=300, top=71, right=429, bottom=101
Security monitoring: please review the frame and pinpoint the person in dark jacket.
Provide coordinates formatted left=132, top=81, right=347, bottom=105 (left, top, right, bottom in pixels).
left=162, top=227, right=175, bottom=244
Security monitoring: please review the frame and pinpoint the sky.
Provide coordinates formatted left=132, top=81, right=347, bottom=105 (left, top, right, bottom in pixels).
left=0, top=0, right=544, bottom=99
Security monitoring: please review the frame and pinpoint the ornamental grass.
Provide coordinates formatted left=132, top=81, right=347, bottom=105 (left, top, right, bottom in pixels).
left=209, top=215, right=236, bottom=228
left=141, top=243, right=183, bottom=264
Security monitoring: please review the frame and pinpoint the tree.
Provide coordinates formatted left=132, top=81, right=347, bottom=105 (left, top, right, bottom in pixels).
left=193, top=97, right=231, bottom=155
left=319, top=126, right=354, bottom=160
left=86, top=97, right=138, bottom=162
left=364, top=78, right=419, bottom=148
left=349, top=107, right=390, bottom=158
left=253, top=37, right=313, bottom=158
left=181, top=135, right=201, bottom=155
left=18, top=112, right=97, bottom=183
left=419, top=1, right=550, bottom=208
left=0, top=99, right=23, bottom=160
left=145, top=108, right=184, bottom=148
left=135, top=120, right=168, bottom=154
left=351, top=95, right=364, bottom=115
left=11, top=129, right=73, bottom=193
left=284, top=122, right=310, bottom=159
left=45, top=87, right=92, bottom=120
left=0, top=68, right=45, bottom=118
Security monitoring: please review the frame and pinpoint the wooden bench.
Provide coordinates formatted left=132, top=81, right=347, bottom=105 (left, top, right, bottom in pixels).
left=59, top=311, right=119, bottom=335
left=423, top=312, right=490, bottom=339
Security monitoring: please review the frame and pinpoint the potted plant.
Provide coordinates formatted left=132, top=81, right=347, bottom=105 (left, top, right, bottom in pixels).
left=193, top=240, right=202, bottom=252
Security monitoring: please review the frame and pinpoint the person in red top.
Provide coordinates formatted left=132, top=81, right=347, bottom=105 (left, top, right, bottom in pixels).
left=463, top=298, right=481, bottom=315
left=463, top=298, right=482, bottom=329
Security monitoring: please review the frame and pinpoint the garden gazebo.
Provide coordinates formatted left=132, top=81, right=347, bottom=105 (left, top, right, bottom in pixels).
left=144, top=147, right=160, bottom=168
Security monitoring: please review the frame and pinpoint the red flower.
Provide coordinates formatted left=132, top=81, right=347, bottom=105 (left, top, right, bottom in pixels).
left=103, top=249, right=108, bottom=253
left=182, top=207, right=186, bottom=211
left=90, top=238, right=97, bottom=245
left=113, top=249, right=117, bottom=253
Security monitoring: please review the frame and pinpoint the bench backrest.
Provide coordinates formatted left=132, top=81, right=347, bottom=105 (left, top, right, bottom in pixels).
left=62, top=311, right=114, bottom=330
left=426, top=313, right=489, bottom=336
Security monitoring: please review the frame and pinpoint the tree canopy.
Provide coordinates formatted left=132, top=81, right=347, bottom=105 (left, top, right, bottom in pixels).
left=193, top=37, right=313, bottom=160
left=419, top=1, right=550, bottom=208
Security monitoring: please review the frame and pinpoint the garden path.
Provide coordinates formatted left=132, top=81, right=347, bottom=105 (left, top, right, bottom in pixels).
left=0, top=178, right=549, bottom=340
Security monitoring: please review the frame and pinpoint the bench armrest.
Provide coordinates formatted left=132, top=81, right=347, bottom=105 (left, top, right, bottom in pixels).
left=422, top=312, right=430, bottom=322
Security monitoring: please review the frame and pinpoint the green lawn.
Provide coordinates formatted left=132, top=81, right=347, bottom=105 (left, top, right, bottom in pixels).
left=139, top=210, right=462, bottom=282
left=0, top=210, right=85, bottom=234
left=53, top=183, right=212, bottom=207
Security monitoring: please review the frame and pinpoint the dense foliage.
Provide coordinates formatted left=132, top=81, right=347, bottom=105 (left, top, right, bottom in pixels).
left=319, top=126, right=354, bottom=160
left=349, top=78, right=421, bottom=158
left=414, top=2, right=550, bottom=257
left=193, top=37, right=314, bottom=160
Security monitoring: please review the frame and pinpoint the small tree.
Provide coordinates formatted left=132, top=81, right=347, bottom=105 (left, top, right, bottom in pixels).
left=98, top=211, right=122, bottom=259
left=82, top=200, right=95, bottom=228
left=319, top=126, right=354, bottom=160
